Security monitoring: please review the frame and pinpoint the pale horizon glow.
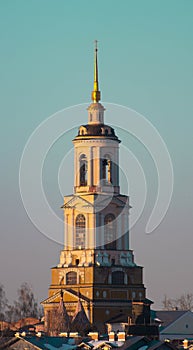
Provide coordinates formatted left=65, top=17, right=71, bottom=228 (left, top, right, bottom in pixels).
left=0, top=0, right=193, bottom=310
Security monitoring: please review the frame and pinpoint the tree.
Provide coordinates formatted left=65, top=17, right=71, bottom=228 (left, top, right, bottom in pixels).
left=162, top=293, right=193, bottom=311
left=177, top=293, right=193, bottom=310
left=0, top=284, right=8, bottom=321
left=5, top=304, right=16, bottom=323
left=13, top=282, right=41, bottom=320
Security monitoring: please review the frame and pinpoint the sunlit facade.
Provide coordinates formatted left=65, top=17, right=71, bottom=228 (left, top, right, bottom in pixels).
left=42, top=44, right=151, bottom=333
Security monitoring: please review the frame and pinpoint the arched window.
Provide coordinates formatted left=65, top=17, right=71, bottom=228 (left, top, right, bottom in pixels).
left=104, top=214, right=116, bottom=249
left=75, top=214, right=85, bottom=249
left=79, top=154, right=87, bottom=186
left=66, top=271, right=77, bottom=285
left=112, top=271, right=124, bottom=285
left=102, top=155, right=111, bottom=183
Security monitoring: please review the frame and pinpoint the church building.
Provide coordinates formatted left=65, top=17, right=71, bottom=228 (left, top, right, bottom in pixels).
left=42, top=43, right=152, bottom=334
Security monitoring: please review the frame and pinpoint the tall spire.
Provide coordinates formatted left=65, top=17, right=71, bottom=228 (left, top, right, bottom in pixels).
left=92, top=40, right=101, bottom=103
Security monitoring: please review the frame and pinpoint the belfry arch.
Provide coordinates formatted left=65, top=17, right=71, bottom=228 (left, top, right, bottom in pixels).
left=75, top=214, right=86, bottom=249
left=79, top=154, right=87, bottom=186
left=102, top=154, right=112, bottom=183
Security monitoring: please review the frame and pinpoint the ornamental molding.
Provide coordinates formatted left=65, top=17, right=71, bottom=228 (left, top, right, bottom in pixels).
left=41, top=288, right=89, bottom=304
left=73, top=139, right=119, bottom=145
left=95, top=196, right=129, bottom=208
left=62, top=195, right=94, bottom=209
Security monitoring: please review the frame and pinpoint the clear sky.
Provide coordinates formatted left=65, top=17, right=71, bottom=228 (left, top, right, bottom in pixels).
left=0, top=0, right=193, bottom=309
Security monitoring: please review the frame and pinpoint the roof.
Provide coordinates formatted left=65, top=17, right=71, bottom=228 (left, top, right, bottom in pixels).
left=127, top=325, right=159, bottom=337
left=106, top=313, right=128, bottom=324
left=147, top=340, right=177, bottom=350
left=118, top=336, right=148, bottom=350
left=0, top=336, right=180, bottom=350
left=153, top=311, right=188, bottom=328
left=0, top=321, right=16, bottom=331
left=24, top=336, right=77, bottom=350
left=74, top=124, right=120, bottom=142
left=0, top=337, right=19, bottom=350
left=88, top=340, right=119, bottom=349
left=14, top=317, right=40, bottom=329
left=71, top=299, right=90, bottom=333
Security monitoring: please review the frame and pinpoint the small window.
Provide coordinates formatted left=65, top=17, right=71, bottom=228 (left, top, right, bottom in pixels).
left=132, top=291, right=136, bottom=299
left=75, top=214, right=86, bottom=249
left=66, top=271, right=77, bottom=285
left=112, top=271, right=124, bottom=285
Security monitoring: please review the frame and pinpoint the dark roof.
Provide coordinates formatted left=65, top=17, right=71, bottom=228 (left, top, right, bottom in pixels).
left=147, top=340, right=178, bottom=350
left=106, top=313, right=128, bottom=324
left=118, top=336, right=148, bottom=350
left=0, top=337, right=19, bottom=350
left=153, top=311, right=188, bottom=328
left=144, top=298, right=154, bottom=305
left=71, top=299, right=90, bottom=333
left=74, top=124, right=120, bottom=142
left=25, top=336, right=77, bottom=349
left=127, top=325, right=159, bottom=337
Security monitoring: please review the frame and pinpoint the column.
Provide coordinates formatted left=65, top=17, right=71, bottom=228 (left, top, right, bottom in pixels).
left=95, top=213, right=100, bottom=248
left=116, top=147, right=119, bottom=187
left=88, top=146, right=93, bottom=187
left=113, top=146, right=118, bottom=187
left=124, top=211, right=129, bottom=250
left=100, top=213, right=105, bottom=249
left=86, top=213, right=89, bottom=248
left=97, top=146, right=100, bottom=188
left=117, top=214, right=122, bottom=250
left=89, top=212, right=96, bottom=249
left=69, top=210, right=74, bottom=249
left=64, top=214, right=68, bottom=249
left=74, top=148, right=78, bottom=188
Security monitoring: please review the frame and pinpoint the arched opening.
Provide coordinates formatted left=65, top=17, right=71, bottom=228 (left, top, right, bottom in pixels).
left=66, top=271, right=77, bottom=285
left=112, top=271, right=124, bottom=285
left=104, top=214, right=116, bottom=249
left=79, top=154, right=87, bottom=186
left=75, top=214, right=86, bottom=249
left=102, top=155, right=111, bottom=183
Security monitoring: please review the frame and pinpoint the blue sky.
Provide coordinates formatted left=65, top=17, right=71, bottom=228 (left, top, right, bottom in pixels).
left=0, top=0, right=193, bottom=309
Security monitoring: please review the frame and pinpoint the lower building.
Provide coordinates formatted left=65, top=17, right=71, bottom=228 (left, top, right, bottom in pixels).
left=152, top=310, right=193, bottom=341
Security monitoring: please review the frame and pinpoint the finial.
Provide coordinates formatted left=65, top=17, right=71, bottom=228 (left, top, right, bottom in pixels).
left=94, top=39, right=98, bottom=51
left=92, top=40, right=101, bottom=102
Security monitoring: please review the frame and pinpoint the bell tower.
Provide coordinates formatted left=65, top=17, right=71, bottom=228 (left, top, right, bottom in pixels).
left=74, top=40, right=120, bottom=197
left=42, top=43, right=151, bottom=334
